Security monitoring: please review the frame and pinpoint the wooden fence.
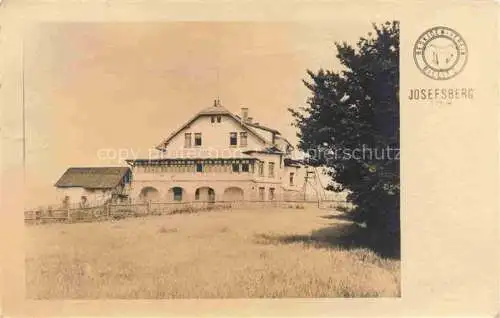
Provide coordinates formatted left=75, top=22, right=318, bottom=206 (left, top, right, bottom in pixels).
left=24, top=199, right=350, bottom=225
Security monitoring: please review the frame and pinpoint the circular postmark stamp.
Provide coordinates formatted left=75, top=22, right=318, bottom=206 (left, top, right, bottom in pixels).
left=413, top=26, right=468, bottom=80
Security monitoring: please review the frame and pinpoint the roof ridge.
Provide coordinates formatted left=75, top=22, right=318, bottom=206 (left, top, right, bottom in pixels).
left=55, top=167, right=131, bottom=189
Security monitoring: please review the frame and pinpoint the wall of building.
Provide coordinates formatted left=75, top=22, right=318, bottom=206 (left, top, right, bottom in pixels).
left=129, top=152, right=346, bottom=203
left=250, top=152, right=283, bottom=181
left=130, top=179, right=282, bottom=202
left=55, top=187, right=113, bottom=205
left=132, top=160, right=256, bottom=176
left=163, top=114, right=269, bottom=158
left=130, top=155, right=282, bottom=202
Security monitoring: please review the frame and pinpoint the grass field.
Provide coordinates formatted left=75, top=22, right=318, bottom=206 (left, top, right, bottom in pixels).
left=25, top=207, right=400, bottom=299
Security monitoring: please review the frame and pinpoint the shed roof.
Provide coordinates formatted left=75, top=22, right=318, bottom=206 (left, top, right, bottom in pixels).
left=54, top=167, right=131, bottom=189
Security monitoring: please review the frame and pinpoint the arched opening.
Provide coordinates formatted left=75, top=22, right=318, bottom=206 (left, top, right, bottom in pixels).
left=195, top=187, right=215, bottom=202
left=168, top=187, right=184, bottom=202
left=139, top=186, right=160, bottom=202
left=223, top=187, right=244, bottom=201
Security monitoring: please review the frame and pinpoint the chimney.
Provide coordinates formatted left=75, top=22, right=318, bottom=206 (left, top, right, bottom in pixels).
left=247, top=116, right=253, bottom=124
left=214, top=98, right=221, bottom=107
left=241, top=107, right=249, bottom=122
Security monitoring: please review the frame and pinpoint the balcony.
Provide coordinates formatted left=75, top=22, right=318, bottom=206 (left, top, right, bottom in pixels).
left=130, top=158, right=259, bottom=182
left=133, top=170, right=257, bottom=182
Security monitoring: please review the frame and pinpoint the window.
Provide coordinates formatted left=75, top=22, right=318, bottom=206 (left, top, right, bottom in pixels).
left=240, top=132, right=248, bottom=147
left=230, top=132, right=237, bottom=146
left=258, top=187, right=265, bottom=201
left=184, top=133, right=192, bottom=148
left=80, top=196, right=88, bottom=208
left=217, top=116, right=221, bottom=123
left=258, top=162, right=264, bottom=176
left=194, top=133, right=202, bottom=146
left=269, top=188, right=275, bottom=201
left=173, top=187, right=183, bottom=201
left=208, top=188, right=215, bottom=202
left=268, top=162, right=275, bottom=178
left=242, top=163, right=249, bottom=172
left=184, top=133, right=191, bottom=148
left=196, top=163, right=203, bottom=172
left=195, top=188, right=200, bottom=200
left=232, top=163, right=240, bottom=173
left=289, top=172, right=295, bottom=186
left=211, top=116, right=215, bottom=123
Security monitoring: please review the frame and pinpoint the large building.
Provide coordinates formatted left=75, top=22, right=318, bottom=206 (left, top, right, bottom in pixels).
left=125, top=99, right=334, bottom=203
left=54, top=100, right=339, bottom=206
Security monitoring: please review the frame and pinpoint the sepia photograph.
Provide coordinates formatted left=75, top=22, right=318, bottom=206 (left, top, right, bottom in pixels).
left=22, top=21, right=401, bottom=299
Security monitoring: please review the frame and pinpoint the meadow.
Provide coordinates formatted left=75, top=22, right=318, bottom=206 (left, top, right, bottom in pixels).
left=25, top=206, right=400, bottom=298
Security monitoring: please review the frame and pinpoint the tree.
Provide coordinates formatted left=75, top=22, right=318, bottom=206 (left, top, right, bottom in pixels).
left=289, top=21, right=400, bottom=257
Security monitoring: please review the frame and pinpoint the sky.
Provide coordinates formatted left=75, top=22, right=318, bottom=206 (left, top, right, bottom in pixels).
left=24, top=21, right=375, bottom=208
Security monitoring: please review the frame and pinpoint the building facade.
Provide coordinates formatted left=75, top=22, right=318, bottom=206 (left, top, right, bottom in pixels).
left=54, top=167, right=132, bottom=206
left=125, top=100, right=335, bottom=203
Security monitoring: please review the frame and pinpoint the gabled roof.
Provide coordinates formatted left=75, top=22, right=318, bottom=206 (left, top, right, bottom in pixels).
left=243, top=146, right=284, bottom=155
left=54, top=167, right=131, bottom=189
left=197, top=103, right=233, bottom=116
left=233, top=114, right=294, bottom=151
left=275, top=135, right=294, bottom=152
left=234, top=115, right=281, bottom=135
left=156, top=99, right=273, bottom=151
